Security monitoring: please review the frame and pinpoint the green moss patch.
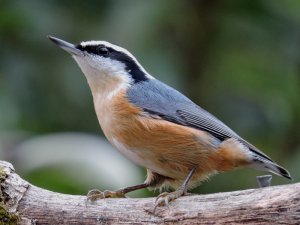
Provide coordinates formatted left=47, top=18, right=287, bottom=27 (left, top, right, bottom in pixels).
left=0, top=166, right=8, bottom=204
left=0, top=204, right=19, bottom=225
left=0, top=166, right=20, bottom=224
left=0, top=167, right=6, bottom=183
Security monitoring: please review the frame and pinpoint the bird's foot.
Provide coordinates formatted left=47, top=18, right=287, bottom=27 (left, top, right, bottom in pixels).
left=153, top=188, right=186, bottom=213
left=86, top=189, right=126, bottom=201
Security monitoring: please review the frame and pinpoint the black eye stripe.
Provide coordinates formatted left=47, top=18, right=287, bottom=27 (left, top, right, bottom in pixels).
left=96, top=46, right=109, bottom=55
left=76, top=43, right=149, bottom=83
left=76, top=44, right=111, bottom=56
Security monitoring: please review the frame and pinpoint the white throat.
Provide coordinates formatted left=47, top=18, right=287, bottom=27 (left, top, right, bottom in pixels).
left=73, top=55, right=131, bottom=101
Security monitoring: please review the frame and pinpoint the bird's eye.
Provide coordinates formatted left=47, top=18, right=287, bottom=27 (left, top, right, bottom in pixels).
left=96, top=46, right=109, bottom=56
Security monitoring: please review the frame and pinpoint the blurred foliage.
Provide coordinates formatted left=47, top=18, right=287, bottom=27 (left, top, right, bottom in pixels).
left=0, top=0, right=299, bottom=196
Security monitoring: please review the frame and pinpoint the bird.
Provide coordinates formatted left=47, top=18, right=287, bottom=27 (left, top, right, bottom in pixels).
left=48, top=35, right=291, bottom=210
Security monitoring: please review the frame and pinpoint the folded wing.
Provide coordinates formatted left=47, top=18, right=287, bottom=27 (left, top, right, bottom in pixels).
left=127, top=79, right=273, bottom=162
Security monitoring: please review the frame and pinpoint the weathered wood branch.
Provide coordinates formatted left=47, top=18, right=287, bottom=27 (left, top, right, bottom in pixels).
left=0, top=160, right=299, bottom=225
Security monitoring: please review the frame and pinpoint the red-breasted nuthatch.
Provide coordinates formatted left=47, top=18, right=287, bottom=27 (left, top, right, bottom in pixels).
left=48, top=36, right=291, bottom=209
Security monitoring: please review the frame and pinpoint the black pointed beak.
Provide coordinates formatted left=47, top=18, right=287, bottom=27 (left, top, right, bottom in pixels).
left=48, top=35, right=83, bottom=56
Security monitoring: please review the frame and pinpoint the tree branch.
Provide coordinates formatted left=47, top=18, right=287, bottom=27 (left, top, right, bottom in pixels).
left=0, top=160, right=299, bottom=225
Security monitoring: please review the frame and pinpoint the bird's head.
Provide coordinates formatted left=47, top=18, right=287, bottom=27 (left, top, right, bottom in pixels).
left=48, top=36, right=152, bottom=94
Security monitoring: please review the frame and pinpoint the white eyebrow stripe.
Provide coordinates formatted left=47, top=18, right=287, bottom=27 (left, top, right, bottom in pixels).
left=80, top=40, right=154, bottom=79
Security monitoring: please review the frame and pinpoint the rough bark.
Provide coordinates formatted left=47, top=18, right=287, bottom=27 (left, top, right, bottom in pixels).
left=0, top=160, right=299, bottom=225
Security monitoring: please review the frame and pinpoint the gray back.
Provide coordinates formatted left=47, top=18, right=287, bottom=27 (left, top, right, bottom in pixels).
left=126, top=78, right=273, bottom=161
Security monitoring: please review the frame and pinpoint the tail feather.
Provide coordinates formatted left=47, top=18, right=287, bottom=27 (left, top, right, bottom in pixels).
left=251, top=156, right=292, bottom=180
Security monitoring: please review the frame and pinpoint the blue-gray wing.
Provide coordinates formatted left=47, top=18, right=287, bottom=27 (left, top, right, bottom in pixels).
left=126, top=79, right=272, bottom=161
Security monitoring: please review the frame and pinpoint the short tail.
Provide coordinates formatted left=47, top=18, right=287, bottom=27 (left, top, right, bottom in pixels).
left=251, top=156, right=292, bottom=180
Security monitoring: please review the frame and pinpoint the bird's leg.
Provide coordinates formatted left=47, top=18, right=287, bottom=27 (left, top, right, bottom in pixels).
left=154, top=167, right=196, bottom=212
left=86, top=183, right=150, bottom=201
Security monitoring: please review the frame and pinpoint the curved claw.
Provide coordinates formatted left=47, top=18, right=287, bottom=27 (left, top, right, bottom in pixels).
left=86, top=189, right=126, bottom=202
left=155, top=192, right=169, bottom=204
left=86, top=189, right=105, bottom=201
left=153, top=189, right=185, bottom=214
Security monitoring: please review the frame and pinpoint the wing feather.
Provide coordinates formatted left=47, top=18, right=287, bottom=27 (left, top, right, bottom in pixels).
left=127, top=79, right=273, bottom=161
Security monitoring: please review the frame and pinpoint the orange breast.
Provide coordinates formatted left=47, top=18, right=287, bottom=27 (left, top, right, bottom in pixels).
left=94, top=90, right=251, bottom=186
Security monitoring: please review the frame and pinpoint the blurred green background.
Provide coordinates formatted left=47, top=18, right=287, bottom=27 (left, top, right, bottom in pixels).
left=0, top=0, right=299, bottom=197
